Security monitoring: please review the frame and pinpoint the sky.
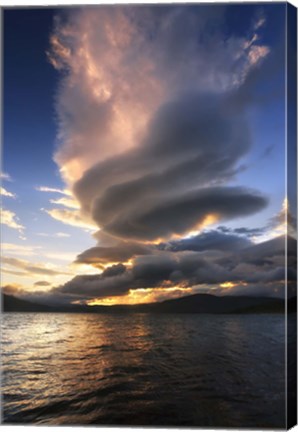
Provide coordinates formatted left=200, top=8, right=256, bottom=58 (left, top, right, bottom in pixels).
left=1, top=3, right=296, bottom=306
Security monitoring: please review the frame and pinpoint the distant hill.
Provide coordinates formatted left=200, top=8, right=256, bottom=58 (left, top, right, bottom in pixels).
left=2, top=294, right=54, bottom=313
left=138, top=293, right=286, bottom=314
left=1, top=292, right=289, bottom=314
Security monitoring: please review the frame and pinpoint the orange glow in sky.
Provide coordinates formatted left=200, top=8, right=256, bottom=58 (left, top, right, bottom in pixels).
left=86, top=287, right=192, bottom=306
left=219, top=282, right=236, bottom=289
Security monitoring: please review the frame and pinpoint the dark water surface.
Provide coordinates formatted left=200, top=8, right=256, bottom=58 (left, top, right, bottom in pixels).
left=1, top=313, right=286, bottom=428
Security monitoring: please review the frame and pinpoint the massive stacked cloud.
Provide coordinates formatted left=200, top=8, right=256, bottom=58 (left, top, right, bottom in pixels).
left=54, top=232, right=296, bottom=302
left=38, top=5, right=293, bottom=304
left=73, top=92, right=267, bottom=242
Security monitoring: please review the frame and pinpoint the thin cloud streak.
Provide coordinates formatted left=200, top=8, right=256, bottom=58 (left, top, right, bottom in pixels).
left=2, top=256, right=72, bottom=277
left=44, top=208, right=97, bottom=231
left=50, top=197, right=80, bottom=209
left=36, top=186, right=71, bottom=195
left=1, top=187, right=16, bottom=198
left=1, top=209, right=24, bottom=232
left=0, top=172, right=12, bottom=181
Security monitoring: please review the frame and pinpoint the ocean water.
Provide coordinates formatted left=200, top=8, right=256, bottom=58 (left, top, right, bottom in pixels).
left=1, top=312, right=286, bottom=428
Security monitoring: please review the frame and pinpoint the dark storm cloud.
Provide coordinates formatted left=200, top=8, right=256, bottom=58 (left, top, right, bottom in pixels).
left=76, top=228, right=252, bottom=267
left=213, top=282, right=287, bottom=298
left=76, top=225, right=262, bottom=270
left=1, top=285, right=66, bottom=306
left=57, top=252, right=230, bottom=299
left=101, top=263, right=126, bottom=277
left=60, top=271, right=133, bottom=299
left=34, top=281, right=51, bottom=287
left=42, top=234, right=296, bottom=303
left=76, top=242, right=152, bottom=267
left=159, top=229, right=252, bottom=252
left=78, top=223, right=279, bottom=270
left=216, top=235, right=296, bottom=284
left=132, top=253, right=182, bottom=285
left=217, top=225, right=265, bottom=237
left=102, top=186, right=267, bottom=241
left=76, top=228, right=293, bottom=296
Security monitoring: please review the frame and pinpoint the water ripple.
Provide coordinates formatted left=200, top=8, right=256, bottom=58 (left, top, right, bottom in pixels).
left=1, top=312, right=286, bottom=428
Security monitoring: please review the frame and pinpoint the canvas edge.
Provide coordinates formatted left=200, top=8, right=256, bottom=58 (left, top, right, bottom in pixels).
left=286, top=1, right=297, bottom=430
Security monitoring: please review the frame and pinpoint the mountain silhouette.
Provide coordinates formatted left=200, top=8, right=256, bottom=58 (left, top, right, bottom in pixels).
left=2, top=292, right=290, bottom=314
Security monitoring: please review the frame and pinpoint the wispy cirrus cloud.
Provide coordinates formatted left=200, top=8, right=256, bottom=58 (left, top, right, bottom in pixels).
left=0, top=172, right=12, bottom=182
left=2, top=243, right=41, bottom=256
left=37, top=185, right=86, bottom=230
left=55, top=232, right=71, bottom=238
left=43, top=208, right=97, bottom=231
left=2, top=256, right=71, bottom=277
left=2, top=269, right=28, bottom=277
left=35, top=186, right=71, bottom=195
left=0, top=187, right=16, bottom=198
left=36, top=232, right=70, bottom=238
left=1, top=208, right=24, bottom=232
left=50, top=196, right=80, bottom=209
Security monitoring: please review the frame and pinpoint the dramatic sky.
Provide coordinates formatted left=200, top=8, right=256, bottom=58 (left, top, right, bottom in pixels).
left=1, top=3, right=296, bottom=305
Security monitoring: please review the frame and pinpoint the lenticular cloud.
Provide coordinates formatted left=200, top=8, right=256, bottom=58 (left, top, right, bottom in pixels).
left=47, top=5, right=272, bottom=300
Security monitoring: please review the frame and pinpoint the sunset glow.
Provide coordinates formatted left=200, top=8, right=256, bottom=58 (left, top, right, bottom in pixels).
left=1, top=4, right=295, bottom=305
left=1, top=4, right=296, bottom=429
left=86, top=287, right=193, bottom=306
left=219, top=282, right=237, bottom=289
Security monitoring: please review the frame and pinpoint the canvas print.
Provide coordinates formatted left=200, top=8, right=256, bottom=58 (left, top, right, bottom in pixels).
left=1, top=2, right=297, bottom=429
